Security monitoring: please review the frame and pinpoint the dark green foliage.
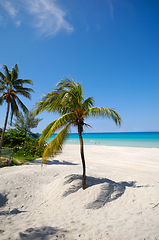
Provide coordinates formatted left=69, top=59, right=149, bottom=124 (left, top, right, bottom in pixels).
left=3, top=128, right=45, bottom=158
left=3, top=128, right=26, bottom=149
left=14, top=137, right=45, bottom=158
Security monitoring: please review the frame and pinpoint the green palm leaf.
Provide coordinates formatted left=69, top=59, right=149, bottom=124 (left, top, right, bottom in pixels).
left=39, top=121, right=57, bottom=144
left=16, top=97, right=28, bottom=113
left=0, top=96, right=4, bottom=105
left=86, top=107, right=121, bottom=125
left=39, top=112, right=75, bottom=144
left=42, top=124, right=70, bottom=163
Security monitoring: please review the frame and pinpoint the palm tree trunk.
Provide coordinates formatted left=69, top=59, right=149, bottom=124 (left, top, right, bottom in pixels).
left=78, top=124, right=86, bottom=190
left=0, top=102, right=10, bottom=155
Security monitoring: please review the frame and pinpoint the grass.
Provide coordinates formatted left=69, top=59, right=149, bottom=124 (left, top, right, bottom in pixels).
left=0, top=158, right=7, bottom=161
left=0, top=154, right=40, bottom=168
left=13, top=154, right=37, bottom=165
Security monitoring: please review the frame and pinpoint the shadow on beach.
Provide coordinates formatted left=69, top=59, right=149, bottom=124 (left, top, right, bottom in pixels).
left=0, top=193, right=8, bottom=208
left=63, top=174, right=141, bottom=209
left=18, top=226, right=68, bottom=240
left=0, top=193, right=26, bottom=216
left=25, top=158, right=78, bottom=166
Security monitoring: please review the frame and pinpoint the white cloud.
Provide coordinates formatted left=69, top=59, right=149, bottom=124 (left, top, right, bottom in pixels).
left=0, top=0, right=73, bottom=38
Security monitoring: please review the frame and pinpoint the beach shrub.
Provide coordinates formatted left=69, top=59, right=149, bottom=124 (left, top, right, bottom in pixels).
left=3, top=128, right=45, bottom=159
left=14, top=136, right=45, bottom=158
left=3, top=128, right=26, bottom=149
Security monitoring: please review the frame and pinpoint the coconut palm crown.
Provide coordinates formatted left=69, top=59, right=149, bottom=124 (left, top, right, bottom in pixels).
left=0, top=63, right=34, bottom=151
left=35, top=77, right=121, bottom=189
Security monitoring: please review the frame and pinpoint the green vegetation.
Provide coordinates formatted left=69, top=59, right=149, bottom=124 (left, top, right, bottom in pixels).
left=0, top=158, right=6, bottom=161
left=13, top=154, right=38, bottom=164
left=3, top=128, right=45, bottom=160
left=3, top=128, right=26, bottom=149
left=0, top=63, right=34, bottom=152
left=11, top=111, right=42, bottom=135
left=35, top=77, right=121, bottom=189
left=0, top=63, right=121, bottom=179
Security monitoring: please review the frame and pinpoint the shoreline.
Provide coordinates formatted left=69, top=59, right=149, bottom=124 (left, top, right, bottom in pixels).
left=0, top=145, right=159, bottom=239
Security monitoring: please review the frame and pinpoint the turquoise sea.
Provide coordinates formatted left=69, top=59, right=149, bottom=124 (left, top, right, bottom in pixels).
left=45, top=132, right=159, bottom=148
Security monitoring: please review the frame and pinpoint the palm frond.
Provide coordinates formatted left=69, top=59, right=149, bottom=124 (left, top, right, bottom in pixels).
left=42, top=124, right=70, bottom=163
left=16, top=97, right=28, bottom=113
left=86, top=107, right=121, bottom=125
left=49, top=112, right=75, bottom=132
left=0, top=85, right=7, bottom=92
left=0, top=96, right=4, bottom=105
left=0, top=72, right=6, bottom=82
left=10, top=98, right=19, bottom=124
left=39, top=112, right=75, bottom=144
left=15, top=79, right=33, bottom=85
left=15, top=89, right=32, bottom=99
left=56, top=77, right=76, bottom=89
left=3, top=64, right=11, bottom=83
left=15, top=86, right=34, bottom=93
left=11, top=66, right=18, bottom=82
left=82, top=97, right=94, bottom=112
left=39, top=121, right=56, bottom=144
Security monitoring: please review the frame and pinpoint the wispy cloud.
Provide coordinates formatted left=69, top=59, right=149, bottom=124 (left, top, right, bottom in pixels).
left=0, top=15, right=3, bottom=25
left=0, top=0, right=73, bottom=38
left=107, top=0, right=114, bottom=20
left=0, top=0, right=18, bottom=19
left=25, top=0, right=73, bottom=38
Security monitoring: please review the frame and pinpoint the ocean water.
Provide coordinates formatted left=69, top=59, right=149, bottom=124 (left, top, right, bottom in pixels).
left=46, top=132, right=159, bottom=148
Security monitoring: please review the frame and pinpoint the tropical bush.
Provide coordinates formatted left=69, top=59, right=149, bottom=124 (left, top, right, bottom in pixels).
left=14, top=136, right=45, bottom=158
left=3, top=128, right=26, bottom=149
left=3, top=128, right=45, bottom=158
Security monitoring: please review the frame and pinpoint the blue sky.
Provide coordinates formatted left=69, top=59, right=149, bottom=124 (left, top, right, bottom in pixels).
left=0, top=0, right=159, bottom=133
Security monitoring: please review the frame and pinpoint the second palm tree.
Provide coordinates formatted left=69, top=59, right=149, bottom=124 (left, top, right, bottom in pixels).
left=35, top=77, right=121, bottom=189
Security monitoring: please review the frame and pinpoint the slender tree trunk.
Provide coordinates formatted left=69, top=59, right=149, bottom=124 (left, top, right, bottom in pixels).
left=0, top=102, right=10, bottom=155
left=78, top=124, right=86, bottom=190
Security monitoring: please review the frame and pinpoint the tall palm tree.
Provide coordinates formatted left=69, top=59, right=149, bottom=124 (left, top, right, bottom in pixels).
left=0, top=63, right=34, bottom=152
left=35, top=77, right=121, bottom=189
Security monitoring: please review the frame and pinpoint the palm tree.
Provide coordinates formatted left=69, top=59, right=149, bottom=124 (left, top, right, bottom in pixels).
left=0, top=63, right=34, bottom=152
left=35, top=77, right=121, bottom=190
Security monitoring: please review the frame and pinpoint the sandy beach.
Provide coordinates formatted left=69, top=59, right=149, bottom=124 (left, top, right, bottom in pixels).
left=0, top=145, right=159, bottom=240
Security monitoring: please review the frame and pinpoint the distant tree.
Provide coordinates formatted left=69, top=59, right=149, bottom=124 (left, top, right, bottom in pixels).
left=0, top=63, right=34, bottom=152
left=35, top=77, right=121, bottom=190
left=12, top=111, right=42, bottom=135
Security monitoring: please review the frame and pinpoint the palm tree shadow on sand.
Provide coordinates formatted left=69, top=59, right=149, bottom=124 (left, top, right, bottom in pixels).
left=26, top=159, right=78, bottom=165
left=63, top=174, right=142, bottom=209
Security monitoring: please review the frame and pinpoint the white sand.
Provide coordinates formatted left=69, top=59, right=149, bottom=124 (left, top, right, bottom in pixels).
left=0, top=145, right=159, bottom=240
